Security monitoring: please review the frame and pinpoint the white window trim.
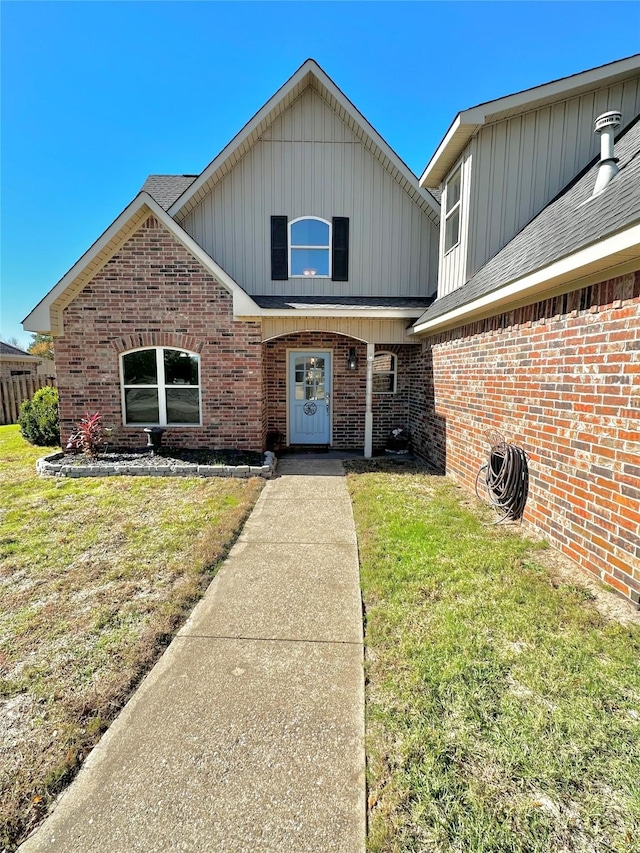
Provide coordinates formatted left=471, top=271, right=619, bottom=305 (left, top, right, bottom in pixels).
left=120, top=346, right=202, bottom=427
left=372, top=350, right=397, bottom=395
left=288, top=216, right=332, bottom=278
left=443, top=165, right=462, bottom=255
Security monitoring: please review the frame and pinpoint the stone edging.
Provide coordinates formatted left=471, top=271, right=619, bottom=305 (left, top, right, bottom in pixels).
left=36, top=451, right=278, bottom=479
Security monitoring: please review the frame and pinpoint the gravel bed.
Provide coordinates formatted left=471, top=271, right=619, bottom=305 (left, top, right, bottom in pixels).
left=37, top=449, right=277, bottom=479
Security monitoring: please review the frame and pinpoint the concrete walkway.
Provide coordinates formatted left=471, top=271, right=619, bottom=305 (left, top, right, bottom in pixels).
left=20, top=458, right=365, bottom=853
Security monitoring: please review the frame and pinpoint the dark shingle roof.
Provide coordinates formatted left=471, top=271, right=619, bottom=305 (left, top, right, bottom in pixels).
left=1, top=342, right=31, bottom=357
left=140, top=175, right=198, bottom=210
left=416, top=117, right=640, bottom=326
left=253, top=295, right=434, bottom=311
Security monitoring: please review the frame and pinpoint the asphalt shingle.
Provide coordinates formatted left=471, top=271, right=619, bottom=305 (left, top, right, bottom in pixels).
left=416, top=117, right=640, bottom=326
left=253, top=295, right=434, bottom=311
left=140, top=175, right=198, bottom=210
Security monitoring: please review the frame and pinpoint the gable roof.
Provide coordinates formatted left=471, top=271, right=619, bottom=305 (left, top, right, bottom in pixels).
left=413, top=116, right=640, bottom=334
left=421, top=53, right=640, bottom=187
left=140, top=175, right=197, bottom=210
left=1, top=341, right=31, bottom=357
left=23, top=193, right=259, bottom=335
left=167, top=58, right=440, bottom=223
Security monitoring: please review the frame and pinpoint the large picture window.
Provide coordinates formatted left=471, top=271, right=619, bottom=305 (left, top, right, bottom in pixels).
left=120, top=347, right=201, bottom=426
left=289, top=217, right=331, bottom=277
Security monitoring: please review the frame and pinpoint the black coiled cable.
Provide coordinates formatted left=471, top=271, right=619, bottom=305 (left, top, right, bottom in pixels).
left=475, top=441, right=529, bottom=523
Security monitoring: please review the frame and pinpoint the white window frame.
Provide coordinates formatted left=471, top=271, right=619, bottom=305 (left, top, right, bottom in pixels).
left=120, top=346, right=202, bottom=427
left=289, top=216, right=331, bottom=278
left=444, top=165, right=462, bottom=254
left=372, top=350, right=397, bottom=395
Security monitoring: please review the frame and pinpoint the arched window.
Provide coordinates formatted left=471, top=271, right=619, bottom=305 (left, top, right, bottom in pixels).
left=120, top=347, right=201, bottom=426
left=372, top=351, right=397, bottom=394
left=289, top=217, right=331, bottom=278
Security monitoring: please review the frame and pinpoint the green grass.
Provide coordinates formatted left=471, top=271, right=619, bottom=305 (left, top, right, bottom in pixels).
left=346, top=460, right=640, bottom=853
left=0, top=425, right=263, bottom=851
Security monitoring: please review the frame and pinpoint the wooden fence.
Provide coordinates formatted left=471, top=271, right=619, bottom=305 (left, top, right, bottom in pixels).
left=0, top=375, right=57, bottom=426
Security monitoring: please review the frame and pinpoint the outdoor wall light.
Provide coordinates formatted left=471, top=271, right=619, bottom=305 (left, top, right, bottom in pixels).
left=347, top=347, right=358, bottom=371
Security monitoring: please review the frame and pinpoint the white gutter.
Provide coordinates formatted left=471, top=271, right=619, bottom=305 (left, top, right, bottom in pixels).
left=412, top=223, right=640, bottom=335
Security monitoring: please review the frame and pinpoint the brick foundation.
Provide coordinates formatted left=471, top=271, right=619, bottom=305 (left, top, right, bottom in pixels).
left=410, top=271, right=640, bottom=603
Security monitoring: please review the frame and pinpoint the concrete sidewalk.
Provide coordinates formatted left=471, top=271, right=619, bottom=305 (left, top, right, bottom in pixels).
left=20, top=458, right=365, bottom=853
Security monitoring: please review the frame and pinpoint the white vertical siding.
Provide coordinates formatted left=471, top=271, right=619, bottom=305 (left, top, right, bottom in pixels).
left=181, top=87, right=438, bottom=297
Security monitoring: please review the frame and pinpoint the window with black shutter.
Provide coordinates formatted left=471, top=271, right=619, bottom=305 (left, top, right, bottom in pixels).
left=270, top=215, right=349, bottom=281
left=332, top=217, right=349, bottom=281
left=271, top=216, right=288, bottom=280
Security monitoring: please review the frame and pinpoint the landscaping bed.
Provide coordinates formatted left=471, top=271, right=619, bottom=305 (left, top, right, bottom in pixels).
left=36, top=448, right=277, bottom=478
left=0, top=425, right=264, bottom=851
left=346, top=458, right=640, bottom=853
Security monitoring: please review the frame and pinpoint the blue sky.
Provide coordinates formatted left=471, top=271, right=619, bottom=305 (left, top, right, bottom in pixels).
left=2, top=1, right=639, bottom=346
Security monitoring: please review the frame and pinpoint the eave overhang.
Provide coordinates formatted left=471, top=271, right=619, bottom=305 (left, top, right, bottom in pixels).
left=235, top=307, right=426, bottom=321
left=168, top=59, right=440, bottom=224
left=23, top=193, right=260, bottom=335
left=412, top=222, right=640, bottom=335
left=420, top=53, right=640, bottom=188
left=0, top=353, right=42, bottom=363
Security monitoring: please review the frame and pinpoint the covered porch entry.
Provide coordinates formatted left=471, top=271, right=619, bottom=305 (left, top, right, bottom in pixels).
left=262, top=320, right=421, bottom=457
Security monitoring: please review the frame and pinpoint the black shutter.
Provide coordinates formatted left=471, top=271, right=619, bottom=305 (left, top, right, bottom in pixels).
left=332, top=217, right=349, bottom=281
left=271, top=216, right=288, bottom=280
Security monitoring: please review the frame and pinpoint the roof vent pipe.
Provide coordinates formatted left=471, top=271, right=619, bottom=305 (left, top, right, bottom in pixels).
left=592, top=110, right=622, bottom=195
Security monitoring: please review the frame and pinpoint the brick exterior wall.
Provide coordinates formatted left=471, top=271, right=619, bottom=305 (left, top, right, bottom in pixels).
left=410, top=271, right=640, bottom=603
left=264, top=333, right=366, bottom=449
left=263, top=335, right=413, bottom=450
left=56, top=216, right=265, bottom=450
left=371, top=345, right=413, bottom=452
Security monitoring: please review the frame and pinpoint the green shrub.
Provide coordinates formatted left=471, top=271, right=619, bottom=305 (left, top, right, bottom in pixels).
left=18, top=386, right=60, bottom=446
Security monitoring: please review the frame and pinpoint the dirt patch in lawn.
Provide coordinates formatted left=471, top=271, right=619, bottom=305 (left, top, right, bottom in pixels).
left=0, top=426, right=264, bottom=851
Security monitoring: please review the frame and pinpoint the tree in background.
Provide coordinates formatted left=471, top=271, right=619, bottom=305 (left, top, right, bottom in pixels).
left=28, top=333, right=54, bottom=360
left=0, top=335, right=23, bottom=349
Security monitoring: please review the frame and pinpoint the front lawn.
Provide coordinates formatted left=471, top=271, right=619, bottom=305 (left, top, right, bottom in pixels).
left=0, top=425, right=263, bottom=851
left=346, top=460, right=640, bottom=853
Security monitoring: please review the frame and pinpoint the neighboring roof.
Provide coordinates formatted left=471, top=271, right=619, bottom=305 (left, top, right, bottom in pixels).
left=23, top=193, right=259, bottom=335
left=414, top=116, right=640, bottom=333
left=140, top=175, right=197, bottom=210
left=253, top=295, right=434, bottom=311
left=0, top=341, right=32, bottom=357
left=421, top=53, right=640, bottom=187
left=168, top=58, right=440, bottom=223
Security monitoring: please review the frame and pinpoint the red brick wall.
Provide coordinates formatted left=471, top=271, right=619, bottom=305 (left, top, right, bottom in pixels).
left=371, top=345, right=413, bottom=452
left=56, top=216, right=264, bottom=450
left=411, top=271, right=640, bottom=604
left=264, top=333, right=366, bottom=449
left=263, top=335, right=415, bottom=450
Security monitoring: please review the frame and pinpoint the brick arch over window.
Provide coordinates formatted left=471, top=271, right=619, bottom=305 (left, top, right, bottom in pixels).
left=111, top=333, right=205, bottom=355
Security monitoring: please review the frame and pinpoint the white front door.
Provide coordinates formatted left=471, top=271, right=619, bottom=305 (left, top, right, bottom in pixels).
left=288, top=351, right=331, bottom=444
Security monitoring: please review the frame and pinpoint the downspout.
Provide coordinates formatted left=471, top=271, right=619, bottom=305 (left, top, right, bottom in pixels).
left=364, top=343, right=374, bottom=458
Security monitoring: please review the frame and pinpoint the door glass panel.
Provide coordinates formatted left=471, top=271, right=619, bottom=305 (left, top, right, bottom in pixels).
left=293, top=354, right=327, bottom=403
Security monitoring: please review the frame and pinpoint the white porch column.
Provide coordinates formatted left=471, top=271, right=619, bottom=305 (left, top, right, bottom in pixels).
left=364, top=342, right=374, bottom=458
